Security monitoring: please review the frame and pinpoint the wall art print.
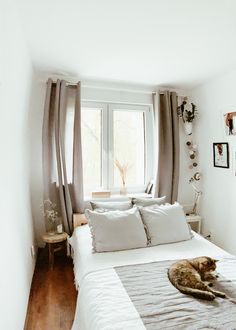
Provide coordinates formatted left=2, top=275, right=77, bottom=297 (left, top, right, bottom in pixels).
left=213, top=142, right=229, bottom=168
left=223, top=112, right=236, bottom=136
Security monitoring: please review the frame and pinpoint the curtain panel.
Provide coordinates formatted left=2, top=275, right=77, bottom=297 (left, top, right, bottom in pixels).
left=42, top=79, right=84, bottom=235
left=153, top=91, right=179, bottom=203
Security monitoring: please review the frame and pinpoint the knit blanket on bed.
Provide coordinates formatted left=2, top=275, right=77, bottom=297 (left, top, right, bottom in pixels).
left=115, top=258, right=236, bottom=330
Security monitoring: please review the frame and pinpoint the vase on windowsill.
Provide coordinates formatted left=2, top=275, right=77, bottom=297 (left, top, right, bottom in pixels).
left=120, top=183, right=127, bottom=195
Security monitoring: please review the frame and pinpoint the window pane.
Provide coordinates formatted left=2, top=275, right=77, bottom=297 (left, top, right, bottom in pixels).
left=113, top=110, right=145, bottom=187
left=81, top=108, right=102, bottom=195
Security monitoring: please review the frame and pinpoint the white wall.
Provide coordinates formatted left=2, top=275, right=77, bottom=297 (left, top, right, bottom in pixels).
left=0, top=2, right=36, bottom=329
left=28, top=80, right=46, bottom=246
left=191, top=69, right=236, bottom=254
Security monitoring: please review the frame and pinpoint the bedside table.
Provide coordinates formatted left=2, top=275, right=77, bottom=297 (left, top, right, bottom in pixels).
left=42, top=232, right=69, bottom=270
left=186, top=214, right=201, bottom=234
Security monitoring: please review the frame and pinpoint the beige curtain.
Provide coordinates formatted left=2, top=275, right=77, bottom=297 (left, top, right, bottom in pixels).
left=42, top=79, right=84, bottom=235
left=153, top=91, right=179, bottom=203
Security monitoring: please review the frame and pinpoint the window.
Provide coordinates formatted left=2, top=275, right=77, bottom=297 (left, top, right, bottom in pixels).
left=112, top=105, right=146, bottom=188
left=81, top=107, right=102, bottom=193
left=81, top=102, right=153, bottom=196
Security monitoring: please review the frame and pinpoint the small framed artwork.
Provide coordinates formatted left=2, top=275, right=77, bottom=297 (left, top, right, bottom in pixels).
left=213, top=142, right=229, bottom=168
left=223, top=112, right=236, bottom=136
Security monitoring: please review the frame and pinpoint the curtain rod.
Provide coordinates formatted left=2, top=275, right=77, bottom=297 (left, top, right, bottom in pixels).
left=50, top=81, right=78, bottom=87
left=49, top=80, right=169, bottom=95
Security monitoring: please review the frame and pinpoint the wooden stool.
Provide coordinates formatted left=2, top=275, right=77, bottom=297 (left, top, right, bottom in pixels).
left=42, top=232, right=69, bottom=270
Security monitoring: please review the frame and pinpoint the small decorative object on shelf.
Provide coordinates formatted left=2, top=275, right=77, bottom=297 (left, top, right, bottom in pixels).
left=91, top=191, right=111, bottom=198
left=41, top=199, right=60, bottom=235
left=177, top=97, right=197, bottom=135
left=57, top=223, right=63, bottom=234
left=115, top=159, right=131, bottom=195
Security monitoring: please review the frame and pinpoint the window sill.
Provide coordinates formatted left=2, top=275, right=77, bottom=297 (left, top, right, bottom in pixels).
left=84, top=192, right=151, bottom=202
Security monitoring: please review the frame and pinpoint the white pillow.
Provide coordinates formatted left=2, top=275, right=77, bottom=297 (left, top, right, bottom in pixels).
left=90, top=200, right=132, bottom=211
left=85, top=207, right=147, bottom=253
left=139, top=203, right=191, bottom=246
left=132, top=196, right=166, bottom=207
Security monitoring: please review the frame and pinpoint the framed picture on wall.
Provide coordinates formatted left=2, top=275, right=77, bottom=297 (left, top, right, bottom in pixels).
left=213, top=142, right=229, bottom=168
left=223, top=112, right=236, bottom=136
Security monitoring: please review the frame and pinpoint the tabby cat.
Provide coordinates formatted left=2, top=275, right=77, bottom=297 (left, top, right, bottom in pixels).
left=168, top=256, right=227, bottom=301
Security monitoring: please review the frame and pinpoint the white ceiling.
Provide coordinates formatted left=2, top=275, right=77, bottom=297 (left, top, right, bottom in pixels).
left=17, top=0, right=236, bottom=89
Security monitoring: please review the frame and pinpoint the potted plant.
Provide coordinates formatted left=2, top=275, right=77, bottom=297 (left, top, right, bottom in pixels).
left=177, top=99, right=197, bottom=135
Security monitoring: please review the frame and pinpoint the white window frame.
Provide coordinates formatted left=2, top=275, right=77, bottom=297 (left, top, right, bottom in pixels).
left=81, top=101, right=154, bottom=193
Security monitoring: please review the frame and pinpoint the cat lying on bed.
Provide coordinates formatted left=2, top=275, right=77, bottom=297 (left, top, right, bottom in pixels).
left=168, top=256, right=232, bottom=301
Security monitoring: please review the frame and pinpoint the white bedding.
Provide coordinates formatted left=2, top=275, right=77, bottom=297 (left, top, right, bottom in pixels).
left=69, top=225, right=234, bottom=330
left=69, top=225, right=230, bottom=286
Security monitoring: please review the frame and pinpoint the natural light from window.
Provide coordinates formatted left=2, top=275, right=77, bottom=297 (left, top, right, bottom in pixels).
left=80, top=102, right=153, bottom=196
left=113, top=110, right=145, bottom=187
left=81, top=108, right=102, bottom=195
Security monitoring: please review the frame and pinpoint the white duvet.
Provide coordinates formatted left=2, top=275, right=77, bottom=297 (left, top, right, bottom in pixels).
left=69, top=225, right=234, bottom=330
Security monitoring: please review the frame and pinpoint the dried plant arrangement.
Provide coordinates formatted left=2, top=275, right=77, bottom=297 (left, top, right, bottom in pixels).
left=177, top=99, right=197, bottom=123
left=41, top=199, right=60, bottom=233
left=114, top=159, right=131, bottom=188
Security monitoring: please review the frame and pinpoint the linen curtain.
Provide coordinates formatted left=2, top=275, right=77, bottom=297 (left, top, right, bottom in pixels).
left=42, top=79, right=84, bottom=235
left=153, top=91, right=179, bottom=203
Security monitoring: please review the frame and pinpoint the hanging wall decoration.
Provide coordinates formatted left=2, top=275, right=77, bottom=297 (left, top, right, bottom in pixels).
left=186, top=140, right=198, bottom=170
left=178, top=98, right=202, bottom=215
left=177, top=97, right=197, bottom=135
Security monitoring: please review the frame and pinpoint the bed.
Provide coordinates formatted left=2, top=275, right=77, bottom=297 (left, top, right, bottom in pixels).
left=69, top=223, right=236, bottom=330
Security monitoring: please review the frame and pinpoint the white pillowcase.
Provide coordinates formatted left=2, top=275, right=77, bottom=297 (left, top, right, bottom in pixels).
left=139, top=203, right=191, bottom=246
left=90, top=200, right=132, bottom=211
left=132, top=196, right=166, bottom=207
left=85, top=207, right=147, bottom=253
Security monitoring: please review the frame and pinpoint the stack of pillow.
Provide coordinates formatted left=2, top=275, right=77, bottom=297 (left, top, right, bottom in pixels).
left=85, top=197, right=192, bottom=253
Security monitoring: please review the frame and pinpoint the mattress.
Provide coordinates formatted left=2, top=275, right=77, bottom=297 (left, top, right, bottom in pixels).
left=69, top=225, right=235, bottom=330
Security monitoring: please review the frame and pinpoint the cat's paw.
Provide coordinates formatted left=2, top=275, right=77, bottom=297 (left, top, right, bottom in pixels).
left=213, top=290, right=226, bottom=298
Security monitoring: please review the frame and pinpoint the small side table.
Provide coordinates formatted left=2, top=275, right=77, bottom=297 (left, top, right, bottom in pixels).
left=42, top=232, right=69, bottom=269
left=186, top=214, right=202, bottom=234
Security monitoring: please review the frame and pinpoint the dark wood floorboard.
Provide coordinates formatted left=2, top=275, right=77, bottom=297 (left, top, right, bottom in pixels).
left=25, top=248, right=77, bottom=330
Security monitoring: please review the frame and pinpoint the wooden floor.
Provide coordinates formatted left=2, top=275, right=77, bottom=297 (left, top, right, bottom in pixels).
left=25, top=248, right=77, bottom=330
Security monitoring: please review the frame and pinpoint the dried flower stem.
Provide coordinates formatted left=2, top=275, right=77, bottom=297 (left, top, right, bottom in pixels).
left=115, top=159, right=131, bottom=186
left=41, top=199, right=59, bottom=224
